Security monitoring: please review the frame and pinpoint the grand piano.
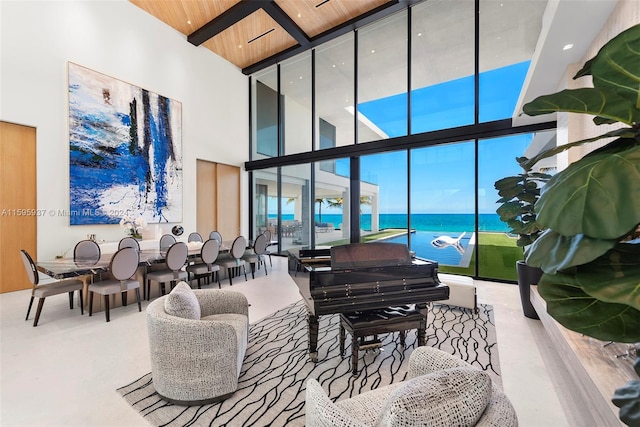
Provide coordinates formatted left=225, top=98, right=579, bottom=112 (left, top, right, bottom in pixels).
left=288, top=242, right=449, bottom=362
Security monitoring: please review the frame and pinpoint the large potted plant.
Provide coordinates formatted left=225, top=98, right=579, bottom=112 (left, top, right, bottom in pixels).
left=520, top=23, right=640, bottom=425
left=494, top=161, right=551, bottom=318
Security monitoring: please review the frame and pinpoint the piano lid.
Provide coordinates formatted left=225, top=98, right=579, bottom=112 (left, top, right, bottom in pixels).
left=330, top=242, right=413, bottom=269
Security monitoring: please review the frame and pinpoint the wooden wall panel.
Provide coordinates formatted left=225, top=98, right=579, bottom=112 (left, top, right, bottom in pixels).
left=196, top=159, right=217, bottom=238
left=216, top=163, right=241, bottom=241
left=196, top=160, right=240, bottom=242
left=0, top=121, right=37, bottom=293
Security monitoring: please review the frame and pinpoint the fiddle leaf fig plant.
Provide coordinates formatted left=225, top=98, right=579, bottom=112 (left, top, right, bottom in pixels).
left=520, top=23, right=640, bottom=425
left=494, top=161, right=551, bottom=247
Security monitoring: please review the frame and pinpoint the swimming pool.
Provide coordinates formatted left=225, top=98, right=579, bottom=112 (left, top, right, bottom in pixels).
left=385, top=230, right=475, bottom=267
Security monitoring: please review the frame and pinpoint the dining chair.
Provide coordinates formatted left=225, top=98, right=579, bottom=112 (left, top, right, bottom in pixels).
left=74, top=239, right=101, bottom=261
left=118, top=237, right=140, bottom=250
left=159, top=234, right=176, bottom=251
left=263, top=229, right=274, bottom=267
left=74, top=239, right=101, bottom=287
left=242, top=233, right=268, bottom=279
left=209, top=231, right=223, bottom=245
left=215, top=236, right=247, bottom=286
left=146, top=241, right=188, bottom=300
left=20, top=249, right=84, bottom=327
left=88, top=247, right=141, bottom=322
left=188, top=232, right=203, bottom=243
left=186, top=239, right=221, bottom=289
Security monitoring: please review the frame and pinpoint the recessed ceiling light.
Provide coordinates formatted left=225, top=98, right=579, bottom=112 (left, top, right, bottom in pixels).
left=417, top=32, right=422, bottom=37
left=371, top=49, right=375, bottom=54
left=563, top=43, right=574, bottom=51
left=332, top=64, right=336, bottom=68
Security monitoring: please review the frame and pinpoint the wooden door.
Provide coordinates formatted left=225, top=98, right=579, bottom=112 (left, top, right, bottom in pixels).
left=196, top=160, right=240, bottom=242
left=216, top=163, right=241, bottom=240
left=0, top=121, right=37, bottom=293
left=196, top=160, right=216, bottom=237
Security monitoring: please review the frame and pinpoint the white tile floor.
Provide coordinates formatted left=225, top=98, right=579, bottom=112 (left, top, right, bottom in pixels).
left=0, top=256, right=571, bottom=426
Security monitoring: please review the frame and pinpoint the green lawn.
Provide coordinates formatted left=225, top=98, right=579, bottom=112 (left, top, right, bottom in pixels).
left=322, top=230, right=522, bottom=281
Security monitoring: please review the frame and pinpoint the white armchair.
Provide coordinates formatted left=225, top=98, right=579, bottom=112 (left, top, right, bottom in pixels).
left=306, top=345, right=518, bottom=426
left=146, top=282, right=249, bottom=405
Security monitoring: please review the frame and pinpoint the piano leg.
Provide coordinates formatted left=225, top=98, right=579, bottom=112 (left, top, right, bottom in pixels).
left=308, top=313, right=319, bottom=362
left=417, top=303, right=428, bottom=346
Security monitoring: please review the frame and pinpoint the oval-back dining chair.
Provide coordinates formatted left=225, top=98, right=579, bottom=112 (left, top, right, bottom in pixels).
left=20, top=249, right=84, bottom=327
left=242, top=233, right=268, bottom=279
left=74, top=239, right=101, bottom=261
left=186, top=239, right=221, bottom=289
left=263, top=229, right=274, bottom=267
left=146, top=242, right=188, bottom=300
left=188, top=232, right=203, bottom=243
left=215, top=236, right=247, bottom=286
left=88, top=247, right=141, bottom=322
left=73, top=239, right=102, bottom=287
left=209, top=231, right=223, bottom=245
left=118, top=237, right=140, bottom=250
left=159, top=234, right=176, bottom=251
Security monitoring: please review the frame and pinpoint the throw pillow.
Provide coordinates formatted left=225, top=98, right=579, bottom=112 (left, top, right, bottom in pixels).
left=164, top=281, right=201, bottom=320
left=375, top=367, right=491, bottom=427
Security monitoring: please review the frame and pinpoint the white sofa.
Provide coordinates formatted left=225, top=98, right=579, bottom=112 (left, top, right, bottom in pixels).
left=438, top=273, right=478, bottom=312
left=306, top=346, right=517, bottom=426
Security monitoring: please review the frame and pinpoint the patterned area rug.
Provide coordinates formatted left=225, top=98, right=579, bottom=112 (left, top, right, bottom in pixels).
left=118, top=301, right=500, bottom=427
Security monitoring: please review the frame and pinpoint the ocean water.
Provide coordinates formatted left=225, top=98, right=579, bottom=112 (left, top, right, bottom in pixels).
left=272, top=213, right=506, bottom=266
left=274, top=213, right=508, bottom=233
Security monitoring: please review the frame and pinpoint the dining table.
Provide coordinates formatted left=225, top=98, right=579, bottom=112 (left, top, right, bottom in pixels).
left=35, top=240, right=234, bottom=280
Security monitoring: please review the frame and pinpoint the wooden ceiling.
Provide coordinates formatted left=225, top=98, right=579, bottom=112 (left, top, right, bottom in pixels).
left=130, top=0, right=415, bottom=74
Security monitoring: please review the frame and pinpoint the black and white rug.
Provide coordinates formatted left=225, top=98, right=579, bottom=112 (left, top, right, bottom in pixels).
left=118, top=301, right=500, bottom=427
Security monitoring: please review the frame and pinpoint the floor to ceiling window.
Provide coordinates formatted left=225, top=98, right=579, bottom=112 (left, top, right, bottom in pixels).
left=252, top=168, right=278, bottom=237
left=280, top=164, right=312, bottom=252
left=251, top=67, right=278, bottom=160
left=314, top=157, right=351, bottom=247
left=408, top=142, right=476, bottom=270
left=315, top=34, right=355, bottom=150
left=281, top=52, right=312, bottom=155
left=247, top=0, right=553, bottom=281
left=357, top=10, right=408, bottom=143
left=360, top=151, right=408, bottom=245
left=410, top=1, right=475, bottom=133
left=479, top=0, right=547, bottom=122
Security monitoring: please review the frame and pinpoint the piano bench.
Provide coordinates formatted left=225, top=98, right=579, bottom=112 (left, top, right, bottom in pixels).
left=437, top=273, right=478, bottom=313
left=339, top=305, right=426, bottom=376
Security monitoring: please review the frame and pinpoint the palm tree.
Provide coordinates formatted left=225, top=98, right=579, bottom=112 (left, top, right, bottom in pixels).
left=315, top=198, right=325, bottom=223
left=324, top=196, right=372, bottom=212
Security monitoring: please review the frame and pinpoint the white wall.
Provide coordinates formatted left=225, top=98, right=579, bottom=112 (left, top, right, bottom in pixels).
left=0, top=0, right=249, bottom=259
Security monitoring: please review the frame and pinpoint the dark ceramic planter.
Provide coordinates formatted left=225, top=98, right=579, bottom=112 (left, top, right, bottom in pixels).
left=516, top=260, right=543, bottom=319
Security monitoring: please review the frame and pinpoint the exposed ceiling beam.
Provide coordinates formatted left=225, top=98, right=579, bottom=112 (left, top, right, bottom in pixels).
left=262, top=1, right=311, bottom=48
left=242, top=0, right=421, bottom=75
left=187, top=0, right=265, bottom=46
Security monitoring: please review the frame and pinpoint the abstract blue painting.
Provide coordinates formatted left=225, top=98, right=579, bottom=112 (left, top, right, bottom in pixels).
left=68, top=63, right=182, bottom=225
